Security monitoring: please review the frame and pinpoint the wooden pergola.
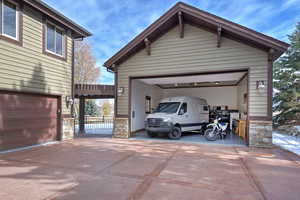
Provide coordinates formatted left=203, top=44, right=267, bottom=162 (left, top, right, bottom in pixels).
left=74, top=84, right=115, bottom=134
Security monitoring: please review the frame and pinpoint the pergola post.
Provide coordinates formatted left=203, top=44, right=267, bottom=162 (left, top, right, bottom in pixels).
left=79, top=96, right=85, bottom=134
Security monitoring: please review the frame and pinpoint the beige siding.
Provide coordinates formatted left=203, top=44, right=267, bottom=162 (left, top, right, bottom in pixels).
left=117, top=24, right=269, bottom=117
left=0, top=5, right=73, bottom=114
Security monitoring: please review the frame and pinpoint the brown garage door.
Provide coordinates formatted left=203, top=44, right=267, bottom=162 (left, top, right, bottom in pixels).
left=0, top=92, right=59, bottom=151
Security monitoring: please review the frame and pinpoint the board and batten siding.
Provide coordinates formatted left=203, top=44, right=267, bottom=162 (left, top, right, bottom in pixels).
left=117, top=24, right=269, bottom=117
left=0, top=5, right=73, bottom=114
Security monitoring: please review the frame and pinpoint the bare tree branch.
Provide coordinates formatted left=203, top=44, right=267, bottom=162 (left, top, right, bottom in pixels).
left=74, top=41, right=100, bottom=84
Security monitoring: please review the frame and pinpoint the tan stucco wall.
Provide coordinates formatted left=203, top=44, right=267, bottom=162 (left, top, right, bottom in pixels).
left=0, top=5, right=73, bottom=115
left=117, top=24, right=269, bottom=118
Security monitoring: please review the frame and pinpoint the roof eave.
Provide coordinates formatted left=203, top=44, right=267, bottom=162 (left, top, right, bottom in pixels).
left=23, top=0, right=92, bottom=38
left=104, top=2, right=289, bottom=69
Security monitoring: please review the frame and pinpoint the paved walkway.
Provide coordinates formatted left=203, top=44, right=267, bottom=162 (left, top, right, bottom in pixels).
left=0, top=138, right=300, bottom=200
left=273, top=132, right=300, bottom=156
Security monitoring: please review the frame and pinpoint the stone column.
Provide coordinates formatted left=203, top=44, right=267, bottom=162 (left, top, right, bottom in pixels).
left=249, top=120, right=273, bottom=147
left=62, top=117, right=75, bottom=140
left=113, top=117, right=129, bottom=138
left=79, top=96, right=85, bottom=134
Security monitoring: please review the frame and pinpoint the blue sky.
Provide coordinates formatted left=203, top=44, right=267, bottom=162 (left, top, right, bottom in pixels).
left=44, top=0, right=300, bottom=85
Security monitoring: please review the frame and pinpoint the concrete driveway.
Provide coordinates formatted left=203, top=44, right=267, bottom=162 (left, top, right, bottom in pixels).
left=0, top=138, right=300, bottom=200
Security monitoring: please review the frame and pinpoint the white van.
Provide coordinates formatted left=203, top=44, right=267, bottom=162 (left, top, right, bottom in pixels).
left=145, top=96, right=209, bottom=139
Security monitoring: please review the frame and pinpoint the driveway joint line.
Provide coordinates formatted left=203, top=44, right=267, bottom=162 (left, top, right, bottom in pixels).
left=95, top=151, right=137, bottom=175
left=233, top=147, right=267, bottom=200
left=275, top=148, right=300, bottom=167
left=126, top=146, right=180, bottom=200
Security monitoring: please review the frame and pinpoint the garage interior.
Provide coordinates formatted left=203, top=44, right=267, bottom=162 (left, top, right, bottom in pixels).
left=130, top=70, right=248, bottom=146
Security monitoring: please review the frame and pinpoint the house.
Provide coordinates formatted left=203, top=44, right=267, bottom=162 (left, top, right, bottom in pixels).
left=0, top=0, right=91, bottom=151
left=104, top=2, right=289, bottom=147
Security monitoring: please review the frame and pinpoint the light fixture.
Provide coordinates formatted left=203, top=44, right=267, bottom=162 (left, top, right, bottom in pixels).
left=65, top=96, right=74, bottom=108
left=118, top=87, right=125, bottom=96
left=256, top=80, right=265, bottom=89
left=215, top=81, right=220, bottom=85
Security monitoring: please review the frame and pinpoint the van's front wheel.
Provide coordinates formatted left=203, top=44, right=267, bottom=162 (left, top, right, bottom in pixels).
left=204, top=128, right=218, bottom=141
left=168, top=127, right=181, bottom=140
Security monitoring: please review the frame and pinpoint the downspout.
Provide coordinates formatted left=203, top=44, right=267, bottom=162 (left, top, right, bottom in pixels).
left=71, top=38, right=75, bottom=117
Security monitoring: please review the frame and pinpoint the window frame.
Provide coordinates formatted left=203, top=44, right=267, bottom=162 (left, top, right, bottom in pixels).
left=0, top=0, right=22, bottom=45
left=43, top=19, right=67, bottom=61
left=178, top=102, right=187, bottom=115
left=145, top=96, right=151, bottom=114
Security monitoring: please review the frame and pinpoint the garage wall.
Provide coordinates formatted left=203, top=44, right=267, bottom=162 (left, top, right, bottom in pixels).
left=237, top=76, right=248, bottom=115
left=117, top=24, right=269, bottom=117
left=162, top=86, right=238, bottom=110
left=131, top=80, right=162, bottom=131
left=0, top=5, right=73, bottom=115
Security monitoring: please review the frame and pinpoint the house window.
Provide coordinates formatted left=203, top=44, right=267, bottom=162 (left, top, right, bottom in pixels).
left=0, top=0, right=19, bottom=40
left=45, top=21, right=65, bottom=57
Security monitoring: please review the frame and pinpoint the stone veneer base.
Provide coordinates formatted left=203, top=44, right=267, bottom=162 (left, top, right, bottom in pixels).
left=62, top=118, right=75, bottom=140
left=249, top=120, right=273, bottom=147
left=113, top=118, right=129, bottom=138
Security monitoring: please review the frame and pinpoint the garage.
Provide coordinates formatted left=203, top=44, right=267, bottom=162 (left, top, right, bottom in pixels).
left=104, top=2, right=288, bottom=147
left=0, top=91, right=60, bottom=151
left=130, top=70, right=248, bottom=145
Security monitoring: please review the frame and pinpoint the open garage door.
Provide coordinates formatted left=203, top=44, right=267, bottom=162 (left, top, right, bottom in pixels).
left=0, top=91, right=60, bottom=151
left=129, top=70, right=249, bottom=145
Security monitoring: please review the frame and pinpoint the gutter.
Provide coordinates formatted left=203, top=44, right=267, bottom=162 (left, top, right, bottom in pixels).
left=23, top=0, right=92, bottom=38
left=71, top=39, right=75, bottom=117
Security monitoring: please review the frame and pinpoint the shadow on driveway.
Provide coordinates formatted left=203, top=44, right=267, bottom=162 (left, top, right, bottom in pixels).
left=0, top=138, right=300, bottom=200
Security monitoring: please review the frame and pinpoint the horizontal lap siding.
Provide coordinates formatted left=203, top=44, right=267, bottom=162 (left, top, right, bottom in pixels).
left=0, top=5, right=73, bottom=114
left=117, top=24, right=268, bottom=116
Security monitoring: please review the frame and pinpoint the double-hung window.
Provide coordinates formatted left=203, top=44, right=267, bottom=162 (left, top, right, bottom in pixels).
left=45, top=21, right=65, bottom=57
left=0, top=0, right=19, bottom=40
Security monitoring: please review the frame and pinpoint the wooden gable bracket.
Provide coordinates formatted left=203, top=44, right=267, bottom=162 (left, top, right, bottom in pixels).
left=268, top=48, right=275, bottom=61
left=178, top=11, right=184, bottom=38
left=217, top=25, right=222, bottom=48
left=144, top=38, right=151, bottom=55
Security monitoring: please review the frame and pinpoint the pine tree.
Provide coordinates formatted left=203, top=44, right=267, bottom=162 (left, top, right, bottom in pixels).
left=273, top=22, right=300, bottom=125
left=85, top=100, right=100, bottom=116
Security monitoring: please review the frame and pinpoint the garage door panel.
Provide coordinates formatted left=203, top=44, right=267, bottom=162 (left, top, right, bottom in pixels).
left=1, top=127, right=57, bottom=144
left=1, top=135, right=56, bottom=150
left=3, top=111, right=57, bottom=120
left=1, top=126, right=57, bottom=137
left=0, top=92, right=59, bottom=151
left=1, top=93, right=57, bottom=105
left=2, top=101, right=58, bottom=113
left=2, top=118, right=57, bottom=131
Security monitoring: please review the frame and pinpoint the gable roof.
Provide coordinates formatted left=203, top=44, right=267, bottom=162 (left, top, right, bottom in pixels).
left=23, top=0, right=91, bottom=38
left=104, top=2, right=289, bottom=70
